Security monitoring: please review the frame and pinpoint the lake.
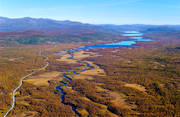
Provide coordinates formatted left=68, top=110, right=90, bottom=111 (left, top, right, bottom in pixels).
left=69, top=31, right=152, bottom=50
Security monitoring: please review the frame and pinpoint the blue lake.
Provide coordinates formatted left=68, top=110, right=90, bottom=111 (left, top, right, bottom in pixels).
left=68, top=31, right=152, bottom=50
left=122, top=33, right=143, bottom=36
left=130, top=37, right=152, bottom=41
left=124, top=31, right=140, bottom=34
left=75, top=41, right=139, bottom=50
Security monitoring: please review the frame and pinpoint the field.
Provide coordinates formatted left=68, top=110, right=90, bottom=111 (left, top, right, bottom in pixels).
left=0, top=32, right=180, bottom=117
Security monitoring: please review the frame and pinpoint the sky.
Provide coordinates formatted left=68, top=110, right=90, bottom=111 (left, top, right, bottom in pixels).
left=0, top=0, right=180, bottom=25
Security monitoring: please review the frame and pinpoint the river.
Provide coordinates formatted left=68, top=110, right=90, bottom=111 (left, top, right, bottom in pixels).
left=55, top=31, right=152, bottom=116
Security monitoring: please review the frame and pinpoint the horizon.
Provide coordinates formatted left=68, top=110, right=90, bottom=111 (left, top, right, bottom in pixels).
left=0, top=0, right=180, bottom=25
left=1, top=16, right=180, bottom=26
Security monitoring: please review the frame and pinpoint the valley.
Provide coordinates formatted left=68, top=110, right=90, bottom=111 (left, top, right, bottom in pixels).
left=0, top=29, right=180, bottom=117
left=1, top=0, right=180, bottom=116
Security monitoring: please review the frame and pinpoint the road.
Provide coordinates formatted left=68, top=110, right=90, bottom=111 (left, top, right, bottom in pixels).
left=3, top=54, right=49, bottom=117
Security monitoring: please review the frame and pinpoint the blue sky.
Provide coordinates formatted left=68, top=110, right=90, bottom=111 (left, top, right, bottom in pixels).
left=0, top=0, right=180, bottom=24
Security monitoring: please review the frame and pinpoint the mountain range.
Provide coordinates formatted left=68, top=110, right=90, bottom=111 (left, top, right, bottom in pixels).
left=1, top=17, right=180, bottom=32
left=0, top=17, right=180, bottom=46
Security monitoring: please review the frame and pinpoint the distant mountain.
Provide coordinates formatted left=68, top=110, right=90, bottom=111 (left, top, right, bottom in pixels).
left=0, top=17, right=180, bottom=46
left=144, top=26, right=180, bottom=33
left=1, top=17, right=180, bottom=32
left=0, top=17, right=100, bottom=31
left=0, top=17, right=127, bottom=45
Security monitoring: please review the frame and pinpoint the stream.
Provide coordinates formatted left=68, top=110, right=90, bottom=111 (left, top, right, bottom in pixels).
left=55, top=31, right=152, bottom=116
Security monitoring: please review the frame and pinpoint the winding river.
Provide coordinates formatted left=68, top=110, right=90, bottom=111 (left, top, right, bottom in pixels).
left=4, top=31, right=152, bottom=117
left=55, top=31, right=152, bottom=116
